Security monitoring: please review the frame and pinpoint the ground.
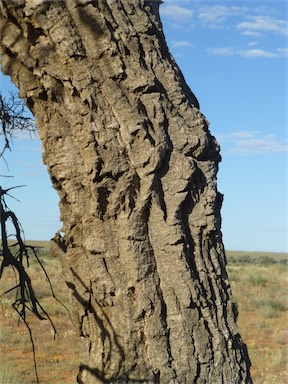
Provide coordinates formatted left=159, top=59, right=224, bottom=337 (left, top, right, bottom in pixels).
left=0, top=242, right=287, bottom=384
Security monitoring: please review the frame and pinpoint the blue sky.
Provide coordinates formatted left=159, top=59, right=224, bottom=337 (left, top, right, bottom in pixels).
left=0, top=0, right=287, bottom=252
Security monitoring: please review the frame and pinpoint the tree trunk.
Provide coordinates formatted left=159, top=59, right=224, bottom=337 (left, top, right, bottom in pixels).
left=0, top=1, right=252, bottom=383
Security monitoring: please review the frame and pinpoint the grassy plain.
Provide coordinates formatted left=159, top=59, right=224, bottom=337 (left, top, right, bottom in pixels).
left=0, top=242, right=287, bottom=383
left=227, top=251, right=288, bottom=384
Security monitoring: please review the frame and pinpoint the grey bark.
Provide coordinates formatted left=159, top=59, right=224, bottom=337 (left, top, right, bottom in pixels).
left=0, top=1, right=252, bottom=383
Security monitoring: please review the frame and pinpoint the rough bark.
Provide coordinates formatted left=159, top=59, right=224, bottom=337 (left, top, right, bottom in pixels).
left=0, top=1, right=252, bottom=383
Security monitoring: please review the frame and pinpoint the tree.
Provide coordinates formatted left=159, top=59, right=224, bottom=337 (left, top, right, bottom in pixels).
left=0, top=1, right=252, bottom=383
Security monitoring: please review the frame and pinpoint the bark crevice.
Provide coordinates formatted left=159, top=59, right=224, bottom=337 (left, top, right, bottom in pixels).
left=0, top=0, right=252, bottom=383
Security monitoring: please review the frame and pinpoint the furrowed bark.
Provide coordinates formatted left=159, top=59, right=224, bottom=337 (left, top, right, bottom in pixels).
left=0, top=1, right=252, bottom=383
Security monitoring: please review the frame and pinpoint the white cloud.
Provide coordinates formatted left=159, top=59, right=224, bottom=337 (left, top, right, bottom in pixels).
left=247, top=41, right=259, bottom=47
left=217, top=131, right=260, bottom=144
left=207, top=47, right=235, bottom=56
left=208, top=47, right=280, bottom=59
left=12, top=129, right=38, bottom=141
left=160, top=5, right=194, bottom=21
left=230, top=131, right=260, bottom=139
left=241, top=30, right=262, bottom=37
left=232, top=136, right=288, bottom=154
left=242, top=49, right=278, bottom=58
left=237, top=16, right=288, bottom=36
left=162, top=0, right=192, bottom=3
left=277, top=48, right=288, bottom=57
left=161, top=2, right=287, bottom=39
left=172, top=41, right=194, bottom=48
left=198, top=5, right=247, bottom=24
left=20, top=145, right=41, bottom=152
left=217, top=131, right=288, bottom=155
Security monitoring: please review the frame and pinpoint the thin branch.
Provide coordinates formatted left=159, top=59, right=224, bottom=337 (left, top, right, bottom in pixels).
left=0, top=91, right=55, bottom=384
left=13, top=303, right=40, bottom=384
left=30, top=245, right=75, bottom=327
left=0, top=186, right=65, bottom=382
left=0, top=91, right=36, bottom=158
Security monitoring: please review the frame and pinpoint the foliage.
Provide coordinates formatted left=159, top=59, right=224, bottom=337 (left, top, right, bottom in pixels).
left=226, top=251, right=288, bottom=265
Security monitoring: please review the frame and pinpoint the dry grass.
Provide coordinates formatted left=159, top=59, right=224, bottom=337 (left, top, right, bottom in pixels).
left=226, top=251, right=288, bottom=384
left=0, top=241, right=79, bottom=384
left=0, top=242, right=287, bottom=383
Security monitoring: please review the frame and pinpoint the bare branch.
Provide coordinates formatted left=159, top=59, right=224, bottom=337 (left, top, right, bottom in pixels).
left=0, top=91, right=36, bottom=157
left=0, top=186, right=61, bottom=383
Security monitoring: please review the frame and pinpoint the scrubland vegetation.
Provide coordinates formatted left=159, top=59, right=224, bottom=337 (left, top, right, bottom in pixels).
left=0, top=242, right=287, bottom=384
left=227, top=251, right=288, bottom=384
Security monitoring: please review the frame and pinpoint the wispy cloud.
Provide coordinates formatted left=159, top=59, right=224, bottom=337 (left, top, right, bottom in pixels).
left=232, top=135, right=288, bottom=154
left=12, top=129, right=38, bottom=141
left=237, top=15, right=288, bottom=36
left=277, top=48, right=288, bottom=57
left=198, top=5, right=247, bottom=25
left=160, top=5, right=194, bottom=23
left=247, top=41, right=259, bottom=47
left=242, top=49, right=278, bottom=58
left=208, top=47, right=282, bottom=59
left=172, top=41, right=194, bottom=49
left=22, top=162, right=46, bottom=178
left=207, top=47, right=235, bottom=57
left=197, top=5, right=287, bottom=36
left=217, top=131, right=288, bottom=155
left=20, top=145, right=41, bottom=152
left=161, top=4, right=288, bottom=66
left=161, top=2, right=287, bottom=43
left=241, top=30, right=262, bottom=37
left=162, top=0, right=193, bottom=4
left=224, top=131, right=259, bottom=140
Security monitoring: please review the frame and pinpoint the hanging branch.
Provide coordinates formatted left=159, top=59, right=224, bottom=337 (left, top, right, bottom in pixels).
left=0, top=92, right=62, bottom=383
left=0, top=91, right=36, bottom=157
left=0, top=187, right=56, bottom=326
left=0, top=94, right=55, bottom=328
left=0, top=186, right=59, bottom=383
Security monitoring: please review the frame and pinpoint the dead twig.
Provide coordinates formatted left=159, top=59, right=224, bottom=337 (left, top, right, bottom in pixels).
left=0, top=91, right=36, bottom=158
left=0, top=186, right=59, bottom=384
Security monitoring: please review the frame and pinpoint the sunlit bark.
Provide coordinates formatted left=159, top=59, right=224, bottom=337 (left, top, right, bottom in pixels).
left=0, top=1, right=252, bottom=383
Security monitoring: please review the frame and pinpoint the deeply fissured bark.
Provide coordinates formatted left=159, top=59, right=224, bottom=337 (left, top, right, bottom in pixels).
left=0, top=1, right=252, bottom=383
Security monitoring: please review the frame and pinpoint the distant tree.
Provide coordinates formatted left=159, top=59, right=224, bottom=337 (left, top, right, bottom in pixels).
left=0, top=1, right=252, bottom=383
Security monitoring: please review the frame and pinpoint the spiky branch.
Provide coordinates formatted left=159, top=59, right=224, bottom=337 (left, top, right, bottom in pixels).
left=0, top=91, right=58, bottom=383
left=0, top=91, right=36, bottom=157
